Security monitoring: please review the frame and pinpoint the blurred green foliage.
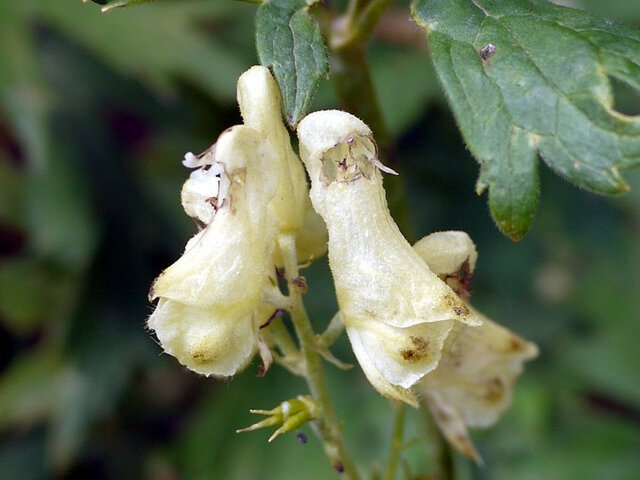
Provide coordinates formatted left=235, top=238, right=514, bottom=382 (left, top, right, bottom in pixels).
left=0, top=0, right=639, bottom=479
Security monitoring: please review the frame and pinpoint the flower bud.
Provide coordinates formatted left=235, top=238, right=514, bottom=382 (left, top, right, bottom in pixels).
left=297, top=111, right=481, bottom=406
left=237, top=396, right=321, bottom=442
left=414, top=231, right=538, bottom=461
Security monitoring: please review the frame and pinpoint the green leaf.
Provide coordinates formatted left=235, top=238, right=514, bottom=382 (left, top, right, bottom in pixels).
left=412, top=0, right=640, bottom=240
left=256, top=0, right=328, bottom=127
left=39, top=0, right=249, bottom=103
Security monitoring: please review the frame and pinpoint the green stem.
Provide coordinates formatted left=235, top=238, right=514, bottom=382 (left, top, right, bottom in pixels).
left=335, top=0, right=399, bottom=52
left=325, top=0, right=413, bottom=237
left=329, top=41, right=391, bottom=154
left=382, top=402, right=407, bottom=480
left=267, top=317, right=300, bottom=359
left=279, top=234, right=361, bottom=480
left=420, top=408, right=455, bottom=480
left=327, top=0, right=397, bottom=154
left=439, top=438, right=455, bottom=480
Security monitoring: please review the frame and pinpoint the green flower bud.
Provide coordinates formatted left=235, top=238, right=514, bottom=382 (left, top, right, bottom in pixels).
left=237, top=396, right=321, bottom=442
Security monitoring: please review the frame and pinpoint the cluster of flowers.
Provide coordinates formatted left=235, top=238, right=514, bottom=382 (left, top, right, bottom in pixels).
left=147, top=66, right=537, bottom=459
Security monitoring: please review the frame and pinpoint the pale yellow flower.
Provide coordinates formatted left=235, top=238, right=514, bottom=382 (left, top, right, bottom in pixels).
left=297, top=111, right=481, bottom=406
left=147, top=66, right=318, bottom=377
left=148, top=125, right=279, bottom=376
left=414, top=231, right=538, bottom=461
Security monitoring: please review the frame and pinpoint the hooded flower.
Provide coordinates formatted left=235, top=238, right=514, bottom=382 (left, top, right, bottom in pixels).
left=414, top=231, right=538, bottom=461
left=147, top=125, right=279, bottom=376
left=296, top=111, right=481, bottom=406
left=147, top=65, right=318, bottom=377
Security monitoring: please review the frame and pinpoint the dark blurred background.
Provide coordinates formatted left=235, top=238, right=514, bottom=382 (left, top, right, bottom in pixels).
left=1, top=1, right=639, bottom=479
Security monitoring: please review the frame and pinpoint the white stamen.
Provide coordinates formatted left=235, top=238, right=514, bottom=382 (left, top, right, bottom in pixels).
left=372, top=158, right=399, bottom=176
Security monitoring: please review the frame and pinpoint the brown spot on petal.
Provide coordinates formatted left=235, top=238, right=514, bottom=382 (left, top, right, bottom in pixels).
left=191, top=352, right=209, bottom=362
left=189, top=345, right=216, bottom=364
left=400, top=336, right=429, bottom=362
left=508, top=336, right=526, bottom=352
left=445, top=294, right=470, bottom=317
left=454, top=305, right=468, bottom=316
left=483, top=377, right=505, bottom=403
left=411, top=336, right=428, bottom=350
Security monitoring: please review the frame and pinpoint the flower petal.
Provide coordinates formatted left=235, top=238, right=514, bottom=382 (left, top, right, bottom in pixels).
left=347, top=323, right=419, bottom=407
left=346, top=317, right=454, bottom=389
left=424, top=391, right=481, bottom=463
left=150, top=126, right=278, bottom=308
left=297, top=111, right=481, bottom=329
left=421, top=312, right=538, bottom=428
left=413, top=231, right=478, bottom=277
left=238, top=66, right=309, bottom=233
left=148, top=298, right=257, bottom=377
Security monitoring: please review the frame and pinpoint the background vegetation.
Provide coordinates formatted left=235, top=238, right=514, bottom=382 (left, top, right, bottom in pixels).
left=1, top=0, right=639, bottom=479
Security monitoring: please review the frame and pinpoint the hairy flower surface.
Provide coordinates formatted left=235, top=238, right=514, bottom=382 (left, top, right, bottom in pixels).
left=147, top=65, right=317, bottom=377
left=414, top=231, right=538, bottom=461
left=297, top=111, right=481, bottom=406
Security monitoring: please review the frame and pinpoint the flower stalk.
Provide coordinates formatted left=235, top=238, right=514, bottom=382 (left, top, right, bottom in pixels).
left=278, top=234, right=361, bottom=480
left=382, top=402, right=407, bottom=480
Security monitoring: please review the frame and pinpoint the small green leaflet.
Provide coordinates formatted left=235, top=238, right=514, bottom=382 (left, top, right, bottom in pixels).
left=412, top=0, right=640, bottom=240
left=256, top=0, right=328, bottom=127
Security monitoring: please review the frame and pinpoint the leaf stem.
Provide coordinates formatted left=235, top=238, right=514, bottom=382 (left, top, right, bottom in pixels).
left=336, top=0, right=399, bottom=50
left=382, top=402, right=407, bottom=480
left=278, top=234, right=361, bottom=480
